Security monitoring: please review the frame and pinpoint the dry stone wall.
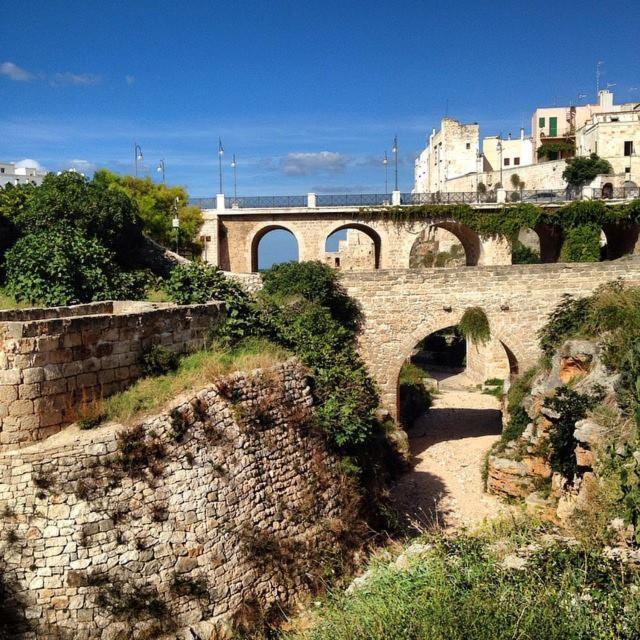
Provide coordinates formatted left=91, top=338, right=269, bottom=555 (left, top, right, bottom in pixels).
left=0, top=301, right=224, bottom=450
left=0, top=360, right=356, bottom=640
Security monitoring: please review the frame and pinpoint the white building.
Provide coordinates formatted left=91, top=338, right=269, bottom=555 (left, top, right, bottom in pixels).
left=576, top=109, right=640, bottom=186
left=414, top=118, right=480, bottom=193
left=532, top=90, right=639, bottom=162
left=482, top=130, right=534, bottom=174
left=0, top=161, right=47, bottom=188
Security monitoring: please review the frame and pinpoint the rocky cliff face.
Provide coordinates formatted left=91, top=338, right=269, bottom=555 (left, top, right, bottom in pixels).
left=487, top=340, right=623, bottom=524
left=0, top=360, right=361, bottom=640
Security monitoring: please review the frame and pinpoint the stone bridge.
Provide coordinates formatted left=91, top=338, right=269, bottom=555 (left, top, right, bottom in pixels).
left=199, top=202, right=639, bottom=272
left=339, top=260, right=640, bottom=418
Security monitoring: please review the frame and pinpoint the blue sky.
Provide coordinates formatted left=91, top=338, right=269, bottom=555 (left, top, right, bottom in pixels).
left=2, top=0, right=639, bottom=201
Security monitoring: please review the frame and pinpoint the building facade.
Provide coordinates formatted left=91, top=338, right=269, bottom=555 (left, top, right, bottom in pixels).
left=414, top=118, right=480, bottom=193
left=0, top=161, right=47, bottom=187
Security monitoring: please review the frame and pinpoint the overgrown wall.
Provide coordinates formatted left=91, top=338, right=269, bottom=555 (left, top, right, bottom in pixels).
left=0, top=301, right=225, bottom=450
left=0, top=360, right=356, bottom=639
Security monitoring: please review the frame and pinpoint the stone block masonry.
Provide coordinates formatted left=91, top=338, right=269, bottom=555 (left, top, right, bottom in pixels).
left=0, top=360, right=356, bottom=639
left=0, top=301, right=225, bottom=450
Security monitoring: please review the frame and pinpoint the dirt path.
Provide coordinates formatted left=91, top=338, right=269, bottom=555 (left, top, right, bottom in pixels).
left=391, top=372, right=508, bottom=531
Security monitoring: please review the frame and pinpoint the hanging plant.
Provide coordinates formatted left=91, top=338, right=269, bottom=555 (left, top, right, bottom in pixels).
left=458, top=307, right=491, bottom=344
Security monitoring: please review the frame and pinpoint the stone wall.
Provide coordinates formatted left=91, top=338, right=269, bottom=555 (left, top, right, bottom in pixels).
left=0, top=360, right=356, bottom=639
left=341, top=260, right=640, bottom=418
left=0, top=301, right=225, bottom=450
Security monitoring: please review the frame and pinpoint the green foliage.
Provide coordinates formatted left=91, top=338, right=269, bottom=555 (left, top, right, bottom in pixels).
left=398, top=363, right=433, bottom=427
left=458, top=306, right=490, bottom=344
left=546, top=386, right=601, bottom=479
left=562, top=153, right=612, bottom=188
left=93, top=169, right=203, bottom=253
left=4, top=227, right=148, bottom=306
left=498, top=367, right=539, bottom=446
left=559, top=223, right=601, bottom=262
left=538, top=293, right=591, bottom=356
left=164, top=262, right=259, bottom=344
left=141, top=345, right=179, bottom=377
left=511, top=239, right=540, bottom=264
left=261, top=261, right=361, bottom=331
left=285, top=531, right=640, bottom=640
left=536, top=140, right=575, bottom=160
left=258, top=261, right=379, bottom=451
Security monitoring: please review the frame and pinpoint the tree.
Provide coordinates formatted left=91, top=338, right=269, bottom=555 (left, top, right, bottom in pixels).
left=5, top=228, right=148, bottom=306
left=562, top=153, right=612, bottom=188
left=93, top=170, right=203, bottom=254
left=12, top=172, right=143, bottom=260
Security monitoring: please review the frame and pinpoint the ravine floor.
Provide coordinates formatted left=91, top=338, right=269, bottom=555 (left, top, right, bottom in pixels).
left=390, top=371, right=508, bottom=531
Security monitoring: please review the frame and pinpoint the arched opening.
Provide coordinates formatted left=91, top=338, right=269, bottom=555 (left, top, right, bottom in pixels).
left=512, top=228, right=541, bottom=264
left=324, top=224, right=380, bottom=270
left=602, top=222, right=640, bottom=260
left=251, top=226, right=299, bottom=272
left=602, top=182, right=614, bottom=199
left=409, top=221, right=481, bottom=267
left=392, top=323, right=512, bottom=529
left=533, top=223, right=564, bottom=263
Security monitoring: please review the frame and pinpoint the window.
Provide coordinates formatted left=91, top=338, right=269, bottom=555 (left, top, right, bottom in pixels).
left=504, top=158, right=510, bottom=166
left=549, top=117, right=558, bottom=137
left=514, top=157, right=520, bottom=165
left=466, top=143, right=470, bottom=149
left=624, top=141, right=634, bottom=156
left=539, top=117, right=545, bottom=128
left=0, top=168, right=4, bottom=173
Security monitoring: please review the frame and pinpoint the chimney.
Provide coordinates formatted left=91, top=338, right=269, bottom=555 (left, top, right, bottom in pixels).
left=598, top=90, right=614, bottom=109
left=520, top=127, right=525, bottom=140
left=508, top=132, right=512, bottom=140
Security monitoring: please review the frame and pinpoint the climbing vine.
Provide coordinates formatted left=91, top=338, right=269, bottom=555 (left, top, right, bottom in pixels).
left=357, top=199, right=640, bottom=262
left=458, top=307, right=491, bottom=344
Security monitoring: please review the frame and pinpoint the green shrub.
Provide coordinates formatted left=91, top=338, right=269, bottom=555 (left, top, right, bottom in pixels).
left=164, top=262, right=259, bottom=344
left=546, top=386, right=601, bottom=479
left=261, top=261, right=361, bottom=331
left=458, top=307, right=490, bottom=344
left=559, top=223, right=601, bottom=262
left=511, top=239, right=540, bottom=264
left=141, top=345, right=179, bottom=377
left=537, top=293, right=591, bottom=356
left=5, top=227, right=148, bottom=306
left=398, top=363, right=433, bottom=427
left=285, top=532, right=640, bottom=640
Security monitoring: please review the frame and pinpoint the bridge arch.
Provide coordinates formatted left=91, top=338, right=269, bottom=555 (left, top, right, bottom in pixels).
left=601, top=221, right=640, bottom=260
left=391, top=311, right=526, bottom=421
left=323, top=222, right=381, bottom=270
left=249, top=223, right=302, bottom=272
left=409, top=220, right=481, bottom=267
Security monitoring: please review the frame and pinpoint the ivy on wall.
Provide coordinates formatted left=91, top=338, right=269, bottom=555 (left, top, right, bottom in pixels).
left=357, top=200, right=640, bottom=262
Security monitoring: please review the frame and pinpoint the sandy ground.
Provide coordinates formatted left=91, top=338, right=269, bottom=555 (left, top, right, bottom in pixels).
left=390, top=371, right=508, bottom=531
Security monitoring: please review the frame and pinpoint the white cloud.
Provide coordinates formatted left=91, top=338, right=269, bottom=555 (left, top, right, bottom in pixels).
left=0, top=62, right=34, bottom=82
left=50, top=72, right=101, bottom=87
left=125, top=75, right=136, bottom=86
left=15, top=158, right=44, bottom=170
left=281, top=151, right=346, bottom=176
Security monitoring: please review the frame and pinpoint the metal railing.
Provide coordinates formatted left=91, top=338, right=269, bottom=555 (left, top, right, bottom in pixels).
left=316, top=193, right=392, bottom=207
left=225, top=195, right=308, bottom=208
left=400, top=192, right=497, bottom=204
left=593, top=186, right=640, bottom=200
left=189, top=197, right=217, bottom=208
left=507, top=189, right=577, bottom=203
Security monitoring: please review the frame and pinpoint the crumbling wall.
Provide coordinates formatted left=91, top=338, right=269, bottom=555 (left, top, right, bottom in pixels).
left=0, top=360, right=358, bottom=639
left=0, top=301, right=224, bottom=450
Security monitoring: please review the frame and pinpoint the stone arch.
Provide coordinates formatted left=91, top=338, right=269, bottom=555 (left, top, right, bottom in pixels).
left=601, top=221, right=640, bottom=260
left=533, top=223, right=564, bottom=263
left=390, top=313, right=524, bottom=419
left=323, top=223, right=381, bottom=269
left=409, top=220, right=481, bottom=267
left=249, top=224, right=301, bottom=272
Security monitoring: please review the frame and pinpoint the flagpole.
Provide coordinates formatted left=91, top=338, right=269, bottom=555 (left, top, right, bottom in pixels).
left=218, top=138, right=224, bottom=194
